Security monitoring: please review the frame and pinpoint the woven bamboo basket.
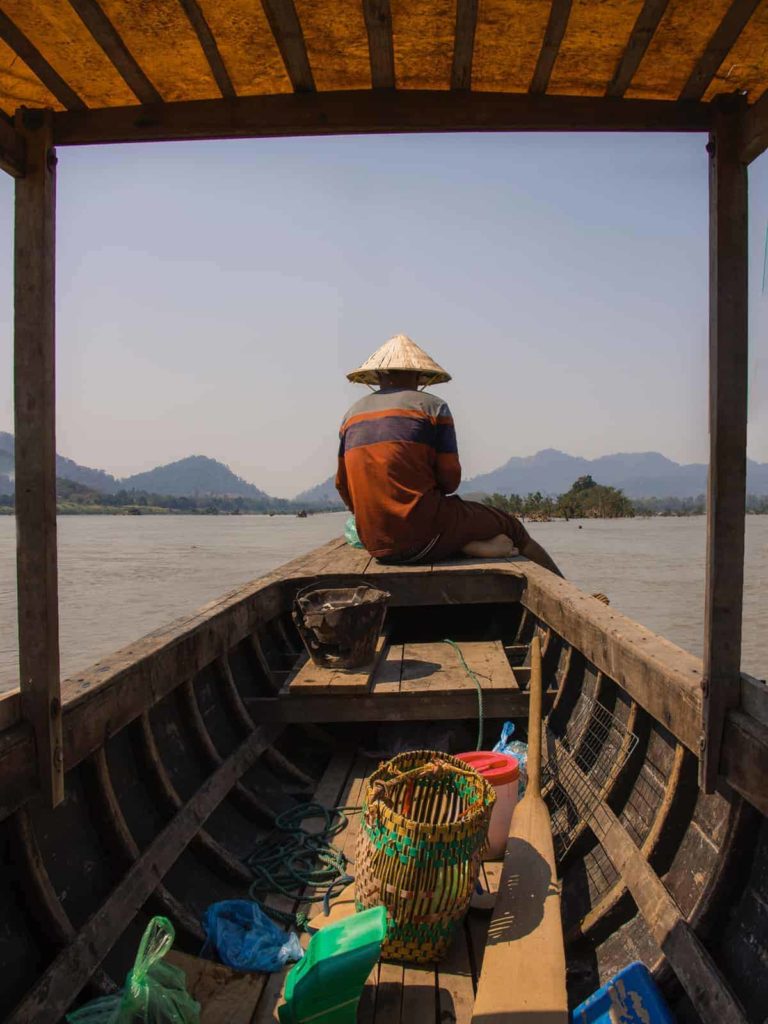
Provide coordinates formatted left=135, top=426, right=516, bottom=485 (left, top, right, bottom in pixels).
left=354, top=750, right=495, bottom=963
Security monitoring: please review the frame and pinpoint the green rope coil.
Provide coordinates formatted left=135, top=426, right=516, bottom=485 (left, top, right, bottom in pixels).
left=245, top=802, right=360, bottom=931
left=442, top=638, right=484, bottom=750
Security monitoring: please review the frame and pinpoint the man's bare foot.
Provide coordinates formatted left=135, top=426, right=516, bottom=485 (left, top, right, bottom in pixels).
left=462, top=534, right=519, bottom=558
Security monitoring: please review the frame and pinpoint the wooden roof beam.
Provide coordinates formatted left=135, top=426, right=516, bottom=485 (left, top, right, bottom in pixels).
left=741, top=87, right=768, bottom=162
left=0, top=114, right=25, bottom=177
left=680, top=0, right=762, bottom=102
left=52, top=90, right=712, bottom=147
left=451, top=0, right=478, bottom=91
left=178, top=0, right=236, bottom=99
left=260, top=0, right=315, bottom=93
left=0, top=10, right=85, bottom=110
left=363, top=0, right=395, bottom=89
left=530, top=0, right=572, bottom=95
left=606, top=0, right=670, bottom=99
left=67, top=0, right=161, bottom=105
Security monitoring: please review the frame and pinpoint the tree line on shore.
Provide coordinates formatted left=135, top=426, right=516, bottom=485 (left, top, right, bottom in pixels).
left=2, top=472, right=766, bottom=517
left=482, top=475, right=768, bottom=519
left=0, top=479, right=338, bottom=515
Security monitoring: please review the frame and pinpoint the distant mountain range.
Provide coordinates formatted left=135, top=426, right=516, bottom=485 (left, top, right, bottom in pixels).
left=0, top=433, right=279, bottom=503
left=461, top=448, right=768, bottom=499
left=294, top=476, right=341, bottom=506
left=2, top=432, right=767, bottom=503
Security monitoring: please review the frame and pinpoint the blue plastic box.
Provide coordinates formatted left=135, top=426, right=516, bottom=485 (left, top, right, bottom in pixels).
left=572, top=962, right=675, bottom=1023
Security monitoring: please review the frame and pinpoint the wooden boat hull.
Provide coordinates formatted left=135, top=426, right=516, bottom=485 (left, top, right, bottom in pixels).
left=0, top=538, right=765, bottom=1022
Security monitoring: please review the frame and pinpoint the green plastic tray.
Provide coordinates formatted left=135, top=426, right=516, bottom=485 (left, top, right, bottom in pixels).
left=278, top=906, right=387, bottom=1024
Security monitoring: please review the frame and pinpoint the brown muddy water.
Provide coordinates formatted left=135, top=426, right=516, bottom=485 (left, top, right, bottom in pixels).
left=0, top=513, right=765, bottom=692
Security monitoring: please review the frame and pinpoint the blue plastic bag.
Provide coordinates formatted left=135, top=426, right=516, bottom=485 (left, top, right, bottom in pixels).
left=344, top=516, right=364, bottom=549
left=493, top=721, right=528, bottom=796
left=202, top=901, right=303, bottom=973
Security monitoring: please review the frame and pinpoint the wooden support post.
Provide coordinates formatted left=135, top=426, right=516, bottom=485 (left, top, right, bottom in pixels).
left=701, top=93, right=749, bottom=792
left=13, top=107, right=63, bottom=807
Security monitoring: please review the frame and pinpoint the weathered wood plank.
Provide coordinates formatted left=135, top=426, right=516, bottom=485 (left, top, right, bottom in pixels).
left=741, top=87, right=768, bottom=162
left=566, top=741, right=686, bottom=943
left=472, top=637, right=568, bottom=1024
left=701, top=92, right=749, bottom=791
left=374, top=642, right=403, bottom=693
left=0, top=13, right=84, bottom=109
left=740, top=672, right=768, bottom=728
left=177, top=0, right=236, bottom=98
left=252, top=752, right=366, bottom=1023
left=289, top=634, right=389, bottom=694
left=374, top=962, right=404, bottom=1024
left=165, top=950, right=263, bottom=1024
left=14, top=108, right=63, bottom=808
left=451, top=0, right=478, bottom=91
left=5, top=724, right=279, bottom=1024
left=89, top=747, right=205, bottom=942
left=261, top=0, right=315, bottom=93
left=10, top=807, right=117, bottom=996
left=68, top=0, right=161, bottom=104
left=0, top=550, right=517, bottom=814
left=52, top=91, right=712, bottom=148
left=720, top=709, right=768, bottom=816
left=363, top=0, right=395, bottom=89
left=300, top=568, right=522, bottom=607
left=248, top=688, right=553, bottom=723
left=520, top=561, right=703, bottom=752
left=0, top=721, right=37, bottom=820
left=0, top=113, right=25, bottom=178
left=680, top=0, right=763, bottom=102
left=584, top=778, right=748, bottom=1022
left=0, top=690, right=20, bottom=731
left=606, top=0, right=670, bottom=98
left=399, top=640, right=516, bottom=692
left=437, top=926, right=476, bottom=1023
left=399, top=963, right=436, bottom=1023
left=530, top=0, right=573, bottom=95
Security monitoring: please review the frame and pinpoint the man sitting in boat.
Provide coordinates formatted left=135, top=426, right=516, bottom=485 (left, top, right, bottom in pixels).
left=336, top=334, right=562, bottom=574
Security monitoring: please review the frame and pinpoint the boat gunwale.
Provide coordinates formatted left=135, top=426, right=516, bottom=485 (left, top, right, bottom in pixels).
left=0, top=539, right=766, bottom=822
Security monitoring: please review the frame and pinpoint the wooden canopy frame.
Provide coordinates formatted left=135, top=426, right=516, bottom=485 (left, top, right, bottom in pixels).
left=2, top=0, right=764, bottom=807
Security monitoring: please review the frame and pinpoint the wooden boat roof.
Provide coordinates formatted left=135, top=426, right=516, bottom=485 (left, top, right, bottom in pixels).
left=3, top=0, right=768, bottom=174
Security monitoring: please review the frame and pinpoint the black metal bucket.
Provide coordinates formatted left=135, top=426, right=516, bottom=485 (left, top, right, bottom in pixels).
left=293, top=583, right=390, bottom=670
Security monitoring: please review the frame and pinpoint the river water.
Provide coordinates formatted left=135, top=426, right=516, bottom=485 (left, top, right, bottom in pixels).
left=0, top=514, right=765, bottom=692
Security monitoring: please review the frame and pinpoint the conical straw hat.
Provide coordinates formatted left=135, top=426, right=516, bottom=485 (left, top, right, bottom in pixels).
left=346, top=334, right=451, bottom=386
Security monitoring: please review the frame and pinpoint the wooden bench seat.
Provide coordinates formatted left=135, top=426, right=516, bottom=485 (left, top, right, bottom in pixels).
left=249, top=638, right=550, bottom=723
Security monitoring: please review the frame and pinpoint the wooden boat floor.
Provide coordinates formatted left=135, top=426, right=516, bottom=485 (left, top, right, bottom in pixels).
left=250, top=748, right=500, bottom=1024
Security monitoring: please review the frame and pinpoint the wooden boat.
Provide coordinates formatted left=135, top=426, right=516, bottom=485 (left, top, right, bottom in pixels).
left=1, top=538, right=765, bottom=1022
left=2, top=3, right=768, bottom=1021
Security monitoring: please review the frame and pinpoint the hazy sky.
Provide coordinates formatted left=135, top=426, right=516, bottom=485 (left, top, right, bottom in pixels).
left=0, top=132, right=766, bottom=497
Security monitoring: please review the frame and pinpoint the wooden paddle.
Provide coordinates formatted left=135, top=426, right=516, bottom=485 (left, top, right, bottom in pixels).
left=471, top=634, right=568, bottom=1023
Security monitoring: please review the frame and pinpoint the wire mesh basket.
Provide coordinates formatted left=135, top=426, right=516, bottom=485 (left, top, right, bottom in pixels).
left=542, top=695, right=639, bottom=862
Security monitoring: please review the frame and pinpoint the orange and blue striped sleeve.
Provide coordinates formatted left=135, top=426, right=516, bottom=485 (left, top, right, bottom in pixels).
left=435, top=403, right=461, bottom=495
left=335, top=426, right=352, bottom=509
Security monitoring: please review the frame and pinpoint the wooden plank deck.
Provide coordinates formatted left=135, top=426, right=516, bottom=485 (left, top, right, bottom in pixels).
left=252, top=637, right=545, bottom=723
left=250, top=748, right=498, bottom=1024
left=288, top=634, right=389, bottom=695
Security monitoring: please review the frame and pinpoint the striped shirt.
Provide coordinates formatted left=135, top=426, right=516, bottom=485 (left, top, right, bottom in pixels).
left=335, top=387, right=461, bottom=558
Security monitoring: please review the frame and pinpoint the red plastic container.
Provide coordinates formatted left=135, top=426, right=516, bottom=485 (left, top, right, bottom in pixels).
left=457, top=751, right=519, bottom=858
